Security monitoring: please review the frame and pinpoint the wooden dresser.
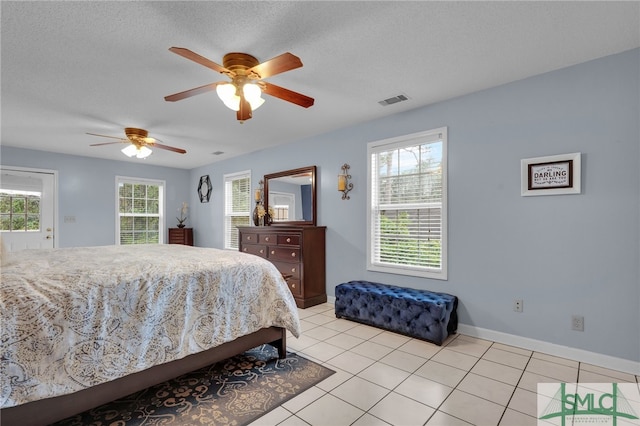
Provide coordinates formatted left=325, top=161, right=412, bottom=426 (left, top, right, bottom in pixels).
left=238, top=226, right=326, bottom=308
left=168, top=227, right=193, bottom=246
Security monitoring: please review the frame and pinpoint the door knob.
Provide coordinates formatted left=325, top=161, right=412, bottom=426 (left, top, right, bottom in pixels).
left=46, top=228, right=52, bottom=232
left=46, top=235, right=52, bottom=240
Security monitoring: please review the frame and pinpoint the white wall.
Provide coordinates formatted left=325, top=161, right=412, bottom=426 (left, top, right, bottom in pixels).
left=190, top=48, right=640, bottom=366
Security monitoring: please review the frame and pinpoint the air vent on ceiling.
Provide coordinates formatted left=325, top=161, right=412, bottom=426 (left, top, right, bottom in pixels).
left=378, top=94, right=409, bottom=106
left=212, top=151, right=224, bottom=155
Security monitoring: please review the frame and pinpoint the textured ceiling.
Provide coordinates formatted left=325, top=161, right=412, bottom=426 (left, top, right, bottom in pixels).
left=2, top=1, right=639, bottom=169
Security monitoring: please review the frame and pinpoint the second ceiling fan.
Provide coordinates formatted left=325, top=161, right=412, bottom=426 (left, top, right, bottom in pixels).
left=164, top=47, right=314, bottom=122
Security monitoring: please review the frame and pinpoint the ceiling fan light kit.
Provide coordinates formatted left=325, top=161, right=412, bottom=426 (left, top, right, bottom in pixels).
left=121, top=144, right=152, bottom=159
left=216, top=82, right=264, bottom=112
left=165, top=47, right=314, bottom=122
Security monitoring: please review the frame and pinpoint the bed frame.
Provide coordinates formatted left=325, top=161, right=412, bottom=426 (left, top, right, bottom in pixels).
left=1, top=326, right=287, bottom=426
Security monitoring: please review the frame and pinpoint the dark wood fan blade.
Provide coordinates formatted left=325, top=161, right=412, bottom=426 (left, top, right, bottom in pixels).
left=86, top=132, right=127, bottom=141
left=164, top=82, right=224, bottom=102
left=249, top=52, right=302, bottom=79
left=237, top=95, right=252, bottom=121
left=262, top=82, right=314, bottom=108
left=169, top=47, right=232, bottom=75
left=151, top=142, right=186, bottom=154
left=90, top=141, right=127, bottom=147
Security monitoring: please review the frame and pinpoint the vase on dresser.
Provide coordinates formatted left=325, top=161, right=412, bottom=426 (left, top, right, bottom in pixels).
left=252, top=202, right=261, bottom=226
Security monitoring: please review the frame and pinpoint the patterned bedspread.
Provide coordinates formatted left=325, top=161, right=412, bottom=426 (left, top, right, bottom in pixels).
left=0, top=244, right=301, bottom=409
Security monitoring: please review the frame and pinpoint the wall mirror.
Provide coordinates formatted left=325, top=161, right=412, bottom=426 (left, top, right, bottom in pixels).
left=264, top=165, right=316, bottom=226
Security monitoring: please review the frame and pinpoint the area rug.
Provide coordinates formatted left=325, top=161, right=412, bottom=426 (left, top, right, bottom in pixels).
left=53, top=345, right=335, bottom=426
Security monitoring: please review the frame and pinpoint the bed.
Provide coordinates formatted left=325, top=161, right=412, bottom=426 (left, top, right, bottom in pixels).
left=0, top=244, right=301, bottom=426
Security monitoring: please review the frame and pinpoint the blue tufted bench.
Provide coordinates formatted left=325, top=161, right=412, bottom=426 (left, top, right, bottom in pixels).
left=334, top=281, right=458, bottom=345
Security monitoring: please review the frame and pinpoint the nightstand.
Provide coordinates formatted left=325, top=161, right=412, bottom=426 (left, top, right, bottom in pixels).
left=168, top=228, right=193, bottom=246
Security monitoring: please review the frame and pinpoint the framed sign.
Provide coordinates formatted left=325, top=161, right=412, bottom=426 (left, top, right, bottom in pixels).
left=197, top=175, right=212, bottom=203
left=521, top=152, right=581, bottom=196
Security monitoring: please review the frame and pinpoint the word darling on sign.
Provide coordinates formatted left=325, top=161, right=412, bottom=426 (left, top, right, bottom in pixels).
left=521, top=152, right=581, bottom=196
left=530, top=161, right=571, bottom=189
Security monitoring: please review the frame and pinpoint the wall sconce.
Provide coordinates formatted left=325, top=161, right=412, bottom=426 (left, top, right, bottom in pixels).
left=255, top=179, right=264, bottom=204
left=338, top=163, right=353, bottom=200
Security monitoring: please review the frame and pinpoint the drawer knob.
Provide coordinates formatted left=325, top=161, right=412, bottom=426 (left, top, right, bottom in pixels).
left=291, top=268, right=296, bottom=273
left=291, top=252, right=296, bottom=257
left=247, top=236, right=252, bottom=240
left=259, top=249, right=264, bottom=253
left=265, top=237, right=269, bottom=241
left=291, top=283, right=296, bottom=289
left=271, top=250, right=275, bottom=255
left=243, top=248, right=247, bottom=252
left=286, top=238, right=291, bottom=243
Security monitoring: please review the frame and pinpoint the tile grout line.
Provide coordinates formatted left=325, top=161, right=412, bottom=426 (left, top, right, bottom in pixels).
left=290, top=306, right=638, bottom=426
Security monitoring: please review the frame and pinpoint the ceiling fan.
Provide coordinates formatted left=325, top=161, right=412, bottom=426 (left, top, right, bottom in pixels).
left=87, top=127, right=186, bottom=159
left=164, top=47, right=314, bottom=122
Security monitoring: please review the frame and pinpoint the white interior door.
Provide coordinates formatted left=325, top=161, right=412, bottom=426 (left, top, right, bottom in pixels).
left=1, top=167, right=56, bottom=251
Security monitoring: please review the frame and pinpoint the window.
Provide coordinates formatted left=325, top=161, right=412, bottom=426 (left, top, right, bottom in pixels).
left=367, top=127, right=447, bottom=279
left=270, top=191, right=294, bottom=221
left=116, top=176, right=165, bottom=245
left=0, top=191, right=41, bottom=232
left=224, top=170, right=251, bottom=250
left=1, top=172, right=45, bottom=233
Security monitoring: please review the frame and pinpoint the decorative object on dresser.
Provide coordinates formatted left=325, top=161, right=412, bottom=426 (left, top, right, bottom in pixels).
left=176, top=202, right=189, bottom=228
left=238, top=226, right=326, bottom=308
left=168, top=227, right=193, bottom=246
left=252, top=179, right=272, bottom=226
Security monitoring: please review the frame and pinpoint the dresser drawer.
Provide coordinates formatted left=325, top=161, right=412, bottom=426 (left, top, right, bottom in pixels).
left=271, top=260, right=301, bottom=279
left=277, top=234, right=300, bottom=246
left=268, top=246, right=300, bottom=261
left=287, top=278, right=302, bottom=297
left=241, top=233, right=259, bottom=244
left=241, top=244, right=267, bottom=258
left=259, top=234, right=277, bottom=244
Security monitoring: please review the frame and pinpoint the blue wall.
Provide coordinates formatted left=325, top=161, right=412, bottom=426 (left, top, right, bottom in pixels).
left=0, top=148, right=190, bottom=247
left=189, top=49, right=640, bottom=363
left=2, top=49, right=638, bottom=364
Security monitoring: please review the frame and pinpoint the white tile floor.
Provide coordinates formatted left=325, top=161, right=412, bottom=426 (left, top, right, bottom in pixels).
left=250, top=303, right=640, bottom=426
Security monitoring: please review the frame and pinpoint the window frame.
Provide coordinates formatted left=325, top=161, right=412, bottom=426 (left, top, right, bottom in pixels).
left=367, top=127, right=448, bottom=280
left=223, top=170, right=252, bottom=250
left=115, top=176, right=165, bottom=245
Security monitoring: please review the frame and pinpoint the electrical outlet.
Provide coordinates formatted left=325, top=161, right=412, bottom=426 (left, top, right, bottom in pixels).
left=571, top=315, right=584, bottom=331
left=513, top=299, right=523, bottom=313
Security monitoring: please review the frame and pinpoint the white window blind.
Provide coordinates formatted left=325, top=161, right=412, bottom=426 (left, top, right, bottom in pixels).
left=367, top=128, right=447, bottom=279
left=224, top=171, right=251, bottom=250
left=116, top=176, right=165, bottom=245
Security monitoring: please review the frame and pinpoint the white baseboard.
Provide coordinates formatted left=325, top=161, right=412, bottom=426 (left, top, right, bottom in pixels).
left=325, top=296, right=638, bottom=375
left=457, top=324, right=640, bottom=376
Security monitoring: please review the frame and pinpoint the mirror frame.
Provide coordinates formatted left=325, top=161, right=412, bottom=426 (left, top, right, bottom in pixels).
left=264, top=165, right=316, bottom=226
